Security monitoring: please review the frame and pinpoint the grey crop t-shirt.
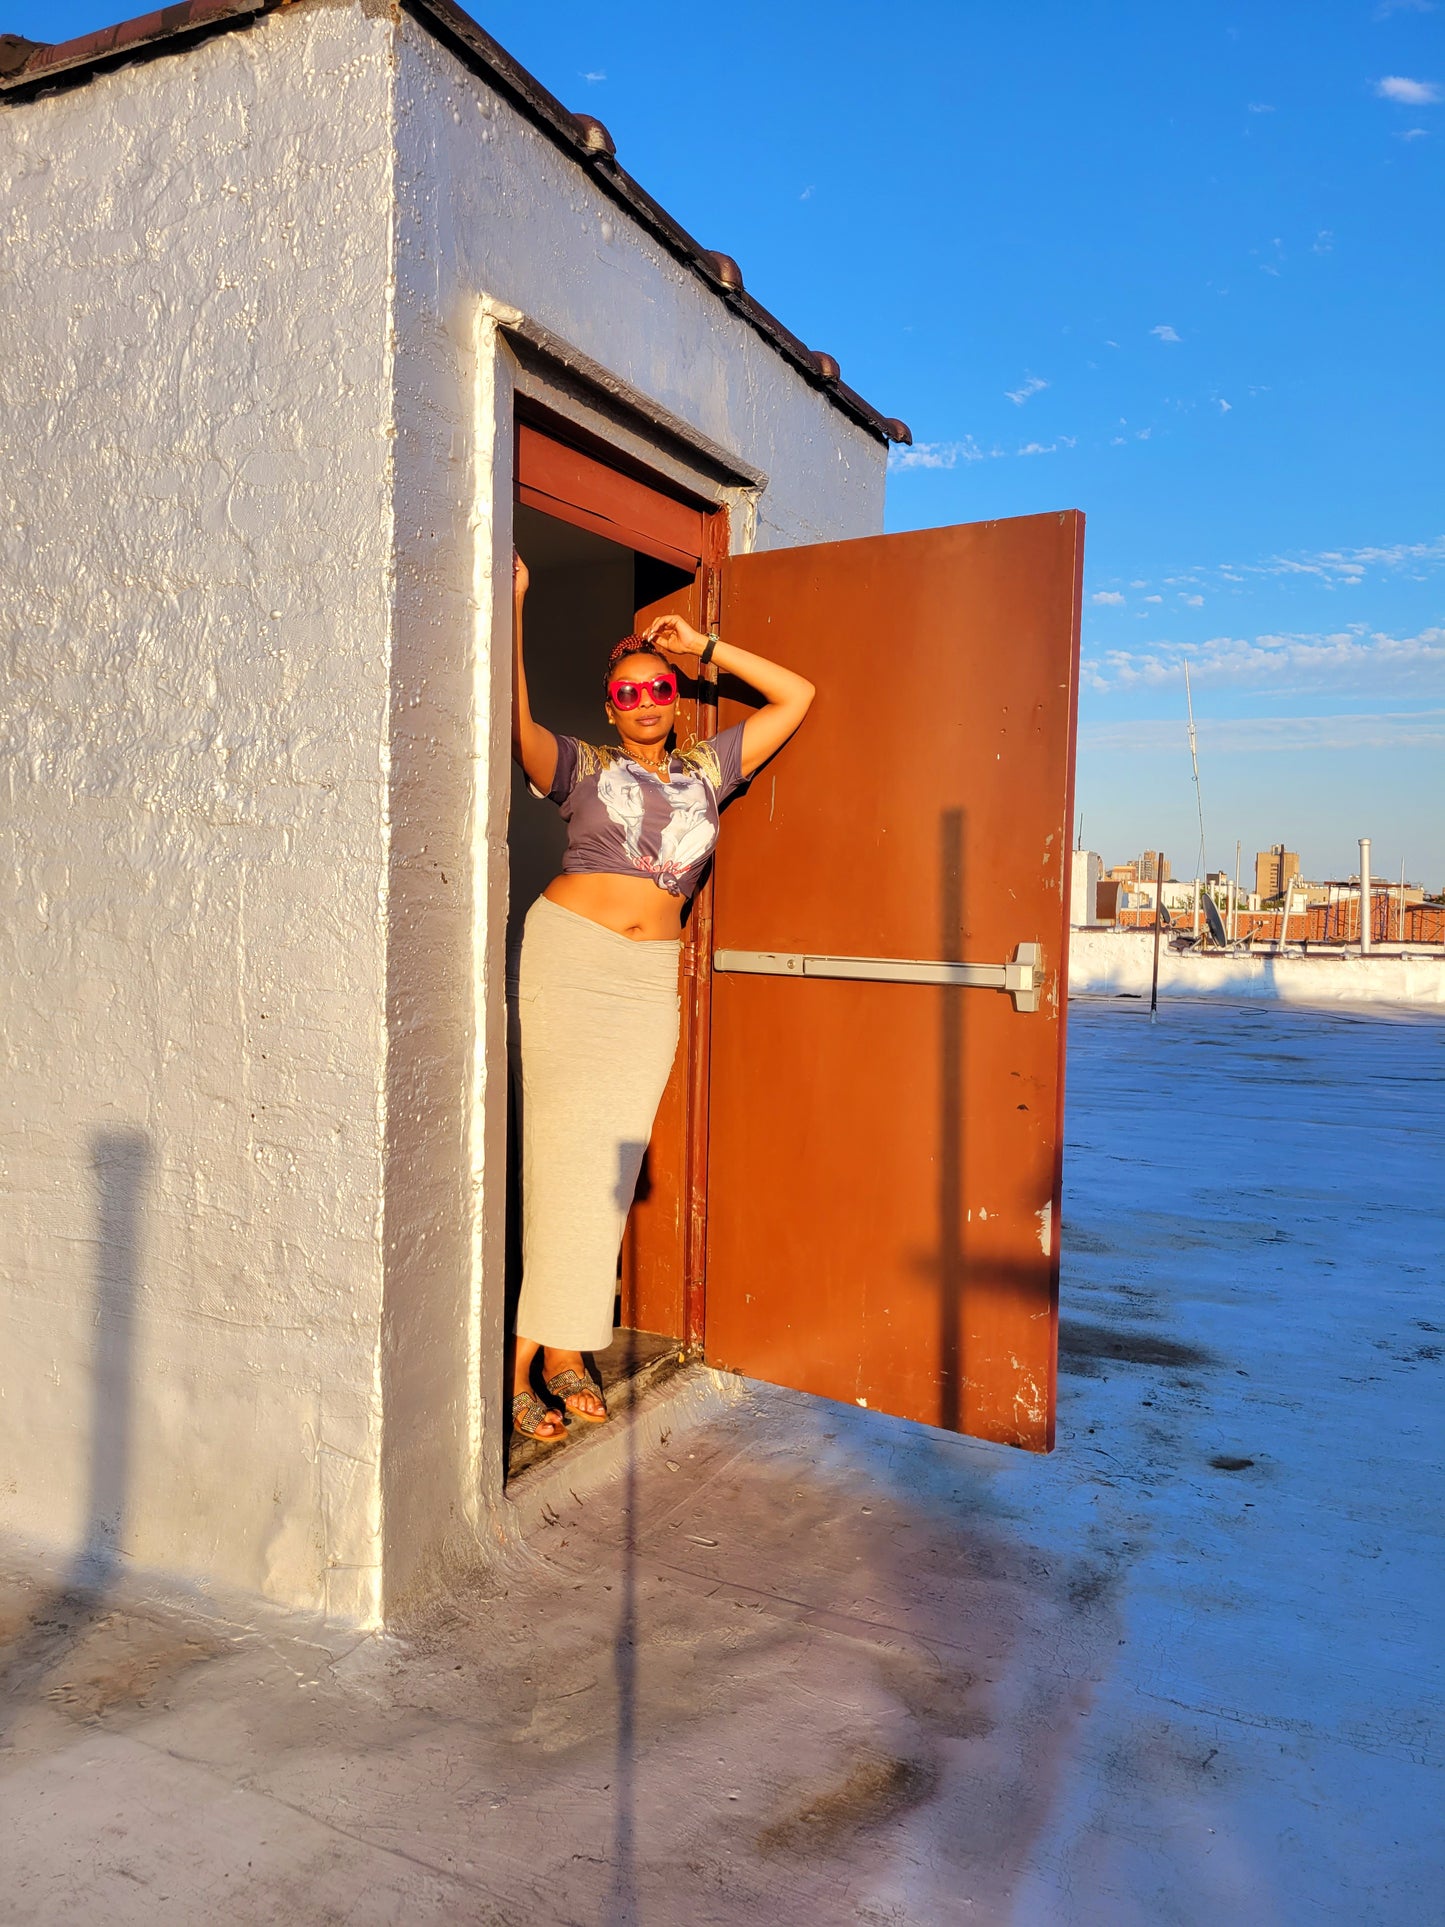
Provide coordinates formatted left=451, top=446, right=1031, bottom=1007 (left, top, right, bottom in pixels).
left=533, top=722, right=749, bottom=899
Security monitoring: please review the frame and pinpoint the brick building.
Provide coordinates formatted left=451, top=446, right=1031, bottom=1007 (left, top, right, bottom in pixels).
left=1256, top=846, right=1300, bottom=901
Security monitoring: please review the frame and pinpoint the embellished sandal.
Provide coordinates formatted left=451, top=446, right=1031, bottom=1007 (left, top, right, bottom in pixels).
left=512, top=1387, right=567, bottom=1445
left=544, top=1367, right=609, bottom=1425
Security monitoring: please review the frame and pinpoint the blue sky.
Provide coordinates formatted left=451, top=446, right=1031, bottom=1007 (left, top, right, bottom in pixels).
left=11, top=0, right=1443, bottom=882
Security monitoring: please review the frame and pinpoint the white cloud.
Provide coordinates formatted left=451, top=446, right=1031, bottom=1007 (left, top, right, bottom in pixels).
left=1091, top=590, right=1126, bottom=606
left=1152, top=535, right=1445, bottom=596
left=1079, top=711, right=1445, bottom=754
left=1376, top=75, right=1442, bottom=103
left=582, top=70, right=607, bottom=83
left=1217, top=398, right=1233, bottom=412
left=888, top=437, right=994, bottom=471
left=1253, top=535, right=1445, bottom=583
left=891, top=428, right=1082, bottom=473
left=1182, top=594, right=1205, bottom=607
left=1399, top=126, right=1431, bottom=139
left=1080, top=625, right=1445, bottom=694
left=800, top=185, right=815, bottom=200
left=1144, top=595, right=1163, bottom=604
left=1248, top=101, right=1275, bottom=113
left=1151, top=324, right=1182, bottom=343
left=1313, top=230, right=1335, bottom=253
left=1005, top=374, right=1048, bottom=406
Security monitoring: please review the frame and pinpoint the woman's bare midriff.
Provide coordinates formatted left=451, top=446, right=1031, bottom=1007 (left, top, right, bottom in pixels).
left=544, top=872, right=685, bottom=941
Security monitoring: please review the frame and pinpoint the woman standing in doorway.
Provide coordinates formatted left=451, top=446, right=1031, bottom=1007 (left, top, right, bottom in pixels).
left=509, top=552, right=814, bottom=1444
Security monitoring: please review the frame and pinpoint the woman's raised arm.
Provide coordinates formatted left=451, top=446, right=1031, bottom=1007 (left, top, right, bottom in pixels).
left=512, top=552, right=559, bottom=794
left=643, top=613, right=815, bottom=778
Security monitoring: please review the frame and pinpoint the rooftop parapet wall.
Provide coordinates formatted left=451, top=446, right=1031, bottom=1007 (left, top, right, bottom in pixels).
left=1071, top=930, right=1445, bottom=1007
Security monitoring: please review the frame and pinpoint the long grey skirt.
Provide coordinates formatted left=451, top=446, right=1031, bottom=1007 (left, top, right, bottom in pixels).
left=509, top=896, right=682, bottom=1353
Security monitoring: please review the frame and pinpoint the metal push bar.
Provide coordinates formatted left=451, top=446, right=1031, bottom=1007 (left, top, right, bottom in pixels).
left=712, top=941, right=1044, bottom=1013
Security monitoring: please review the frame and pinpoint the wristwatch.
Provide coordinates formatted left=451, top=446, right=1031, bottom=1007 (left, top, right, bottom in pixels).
left=700, top=633, right=720, bottom=667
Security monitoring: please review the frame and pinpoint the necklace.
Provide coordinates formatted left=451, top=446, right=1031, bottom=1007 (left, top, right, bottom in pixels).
left=626, top=747, right=672, bottom=775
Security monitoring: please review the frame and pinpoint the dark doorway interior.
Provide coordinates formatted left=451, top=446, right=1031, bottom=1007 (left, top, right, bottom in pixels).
left=505, top=504, right=691, bottom=1479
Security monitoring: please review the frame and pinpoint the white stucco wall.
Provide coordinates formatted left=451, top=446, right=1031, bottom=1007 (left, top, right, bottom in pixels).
left=378, top=8, right=890, bottom=1610
left=0, top=3, right=399, bottom=1622
left=392, top=12, right=887, bottom=553
left=0, top=0, right=889, bottom=1623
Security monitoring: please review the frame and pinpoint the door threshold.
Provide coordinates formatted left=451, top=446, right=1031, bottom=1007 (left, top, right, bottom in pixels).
left=502, top=1354, right=747, bottom=1542
left=506, top=1327, right=687, bottom=1485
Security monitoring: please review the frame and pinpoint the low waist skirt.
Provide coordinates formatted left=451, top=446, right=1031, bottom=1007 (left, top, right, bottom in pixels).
left=509, top=896, right=682, bottom=1353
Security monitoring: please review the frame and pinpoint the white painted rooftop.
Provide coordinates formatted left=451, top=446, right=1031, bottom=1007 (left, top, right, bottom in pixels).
left=1, top=997, right=1440, bottom=1922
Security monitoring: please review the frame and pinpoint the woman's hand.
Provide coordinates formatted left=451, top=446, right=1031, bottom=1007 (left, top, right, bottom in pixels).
left=643, top=612, right=707, bottom=660
left=513, top=550, right=530, bottom=601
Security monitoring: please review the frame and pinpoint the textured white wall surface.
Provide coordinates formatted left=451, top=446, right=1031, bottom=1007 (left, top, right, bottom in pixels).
left=381, top=14, right=889, bottom=1610
left=394, top=14, right=886, bottom=554
left=0, top=0, right=887, bottom=1623
left=0, top=3, right=399, bottom=1622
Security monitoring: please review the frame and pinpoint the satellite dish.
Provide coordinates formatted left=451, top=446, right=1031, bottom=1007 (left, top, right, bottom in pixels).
left=1201, top=892, right=1228, bottom=946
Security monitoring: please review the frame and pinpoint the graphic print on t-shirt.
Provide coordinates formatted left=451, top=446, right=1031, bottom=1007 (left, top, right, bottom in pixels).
left=595, top=760, right=648, bottom=867
left=597, top=759, right=717, bottom=887
left=654, top=774, right=716, bottom=882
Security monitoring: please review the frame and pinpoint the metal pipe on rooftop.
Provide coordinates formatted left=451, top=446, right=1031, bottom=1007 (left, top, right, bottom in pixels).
left=1230, top=838, right=1240, bottom=943
left=1359, top=837, right=1372, bottom=955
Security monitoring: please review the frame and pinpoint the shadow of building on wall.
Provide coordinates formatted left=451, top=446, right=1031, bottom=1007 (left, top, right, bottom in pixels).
left=0, top=1127, right=149, bottom=1735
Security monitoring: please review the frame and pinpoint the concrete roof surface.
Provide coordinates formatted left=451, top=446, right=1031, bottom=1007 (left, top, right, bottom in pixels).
left=0, top=0, right=910, bottom=451
left=1, top=996, right=1441, bottom=1923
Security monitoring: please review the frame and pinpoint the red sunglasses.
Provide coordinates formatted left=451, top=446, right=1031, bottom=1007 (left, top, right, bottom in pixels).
left=608, top=673, right=677, bottom=710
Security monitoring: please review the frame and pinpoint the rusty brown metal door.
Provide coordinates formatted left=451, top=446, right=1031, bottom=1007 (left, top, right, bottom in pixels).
left=704, top=512, right=1083, bottom=1448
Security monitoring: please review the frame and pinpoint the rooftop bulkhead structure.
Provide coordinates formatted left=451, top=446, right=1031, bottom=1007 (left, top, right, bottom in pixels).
left=0, top=0, right=1083, bottom=1625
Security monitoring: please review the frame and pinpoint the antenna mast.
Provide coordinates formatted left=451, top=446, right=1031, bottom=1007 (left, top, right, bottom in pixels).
left=1184, top=658, right=1207, bottom=884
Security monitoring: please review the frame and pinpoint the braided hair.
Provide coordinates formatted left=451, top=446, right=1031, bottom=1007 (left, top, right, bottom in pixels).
left=603, top=634, right=671, bottom=695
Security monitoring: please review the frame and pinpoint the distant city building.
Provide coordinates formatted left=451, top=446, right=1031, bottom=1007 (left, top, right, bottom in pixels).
left=1125, top=878, right=1194, bottom=914
left=1070, top=850, right=1103, bottom=927
left=1133, top=851, right=1170, bottom=884
left=1255, top=846, right=1300, bottom=901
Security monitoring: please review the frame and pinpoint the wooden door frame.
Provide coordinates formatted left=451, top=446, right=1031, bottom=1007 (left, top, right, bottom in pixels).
left=680, top=509, right=729, bottom=1354
left=512, top=407, right=730, bottom=1355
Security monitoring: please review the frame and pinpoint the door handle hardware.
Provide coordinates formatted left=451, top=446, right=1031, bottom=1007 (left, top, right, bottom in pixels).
left=712, top=942, right=1044, bottom=1013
